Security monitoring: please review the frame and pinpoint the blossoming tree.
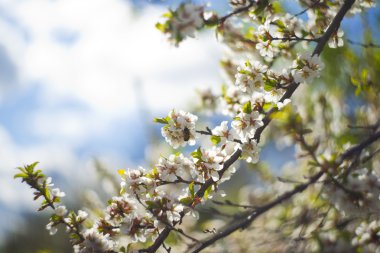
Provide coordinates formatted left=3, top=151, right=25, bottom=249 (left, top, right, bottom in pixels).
left=15, top=0, right=380, bottom=252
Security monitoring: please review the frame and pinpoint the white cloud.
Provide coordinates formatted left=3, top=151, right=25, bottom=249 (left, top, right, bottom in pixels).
left=1, top=0, right=222, bottom=114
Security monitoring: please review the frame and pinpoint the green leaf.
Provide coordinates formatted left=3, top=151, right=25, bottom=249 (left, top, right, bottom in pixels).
left=253, top=0, right=269, bottom=16
left=271, top=1, right=283, bottom=13
left=26, top=162, right=40, bottom=173
left=189, top=182, right=195, bottom=197
left=301, top=128, right=313, bottom=135
left=275, top=20, right=286, bottom=29
left=355, top=86, right=361, bottom=96
left=242, top=101, right=252, bottom=114
left=69, top=233, right=81, bottom=240
left=270, top=111, right=288, bottom=120
left=361, top=68, right=368, bottom=82
left=221, top=84, right=227, bottom=97
left=204, top=185, right=213, bottom=200
left=262, top=102, right=272, bottom=111
left=264, top=78, right=277, bottom=91
left=51, top=214, right=61, bottom=222
left=308, top=160, right=319, bottom=167
left=210, top=135, right=221, bottom=145
left=146, top=200, right=157, bottom=209
left=153, top=116, right=170, bottom=124
left=162, top=11, right=173, bottom=18
left=155, top=22, right=167, bottom=32
left=179, top=196, right=193, bottom=205
left=350, top=76, right=360, bottom=86
left=191, top=147, right=202, bottom=160
left=14, top=173, right=27, bottom=179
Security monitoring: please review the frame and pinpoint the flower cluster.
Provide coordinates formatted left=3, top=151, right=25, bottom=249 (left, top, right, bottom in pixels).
left=292, top=54, right=324, bottom=84
left=156, top=3, right=205, bottom=46
left=235, top=61, right=267, bottom=95
left=352, top=220, right=380, bottom=251
left=232, top=101, right=264, bottom=139
left=323, top=168, right=380, bottom=218
left=156, top=109, right=198, bottom=148
left=156, top=153, right=194, bottom=182
left=74, top=228, right=115, bottom=253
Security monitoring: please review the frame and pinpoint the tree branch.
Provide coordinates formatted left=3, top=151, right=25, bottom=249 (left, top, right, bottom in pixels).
left=190, top=171, right=324, bottom=253
left=190, top=129, right=380, bottom=253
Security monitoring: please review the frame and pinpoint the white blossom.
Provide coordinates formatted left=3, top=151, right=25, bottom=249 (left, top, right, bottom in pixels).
left=238, top=139, right=260, bottom=163
left=328, top=29, right=344, bottom=48
left=292, top=54, right=324, bottom=84
left=232, top=110, right=264, bottom=139
left=161, top=109, right=198, bottom=148
left=120, top=167, right=154, bottom=195
left=75, top=228, right=115, bottom=253
left=46, top=222, right=58, bottom=235
left=156, top=153, right=194, bottom=182
left=277, top=98, right=291, bottom=110
left=212, top=121, right=239, bottom=143
left=353, top=220, right=380, bottom=249
left=235, top=61, right=267, bottom=95
left=323, top=168, right=380, bottom=218
left=77, top=210, right=88, bottom=221
left=192, top=147, right=226, bottom=182
left=51, top=188, right=66, bottom=198
left=55, top=205, right=67, bottom=216
left=162, top=3, right=205, bottom=45
left=256, top=40, right=278, bottom=58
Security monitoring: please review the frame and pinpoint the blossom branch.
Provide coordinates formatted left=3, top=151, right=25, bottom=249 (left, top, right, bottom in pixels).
left=312, top=0, right=356, bottom=56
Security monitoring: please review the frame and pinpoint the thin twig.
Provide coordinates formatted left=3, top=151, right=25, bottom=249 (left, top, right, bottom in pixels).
left=339, top=131, right=380, bottom=162
left=218, top=0, right=256, bottom=24
left=347, top=39, right=380, bottom=48
left=212, top=199, right=256, bottom=209
left=271, top=36, right=319, bottom=42
left=292, top=0, right=322, bottom=17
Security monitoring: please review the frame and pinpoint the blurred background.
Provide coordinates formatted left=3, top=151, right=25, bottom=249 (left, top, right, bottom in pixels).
left=0, top=1, right=229, bottom=252
left=0, top=0, right=379, bottom=252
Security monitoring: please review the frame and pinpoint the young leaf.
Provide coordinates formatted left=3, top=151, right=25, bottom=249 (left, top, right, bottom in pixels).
left=179, top=196, right=193, bottom=206
left=211, top=135, right=221, bottom=145
left=204, top=185, right=213, bottom=200
left=189, top=181, right=195, bottom=197
left=242, top=101, right=252, bottom=114
left=153, top=117, right=170, bottom=124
